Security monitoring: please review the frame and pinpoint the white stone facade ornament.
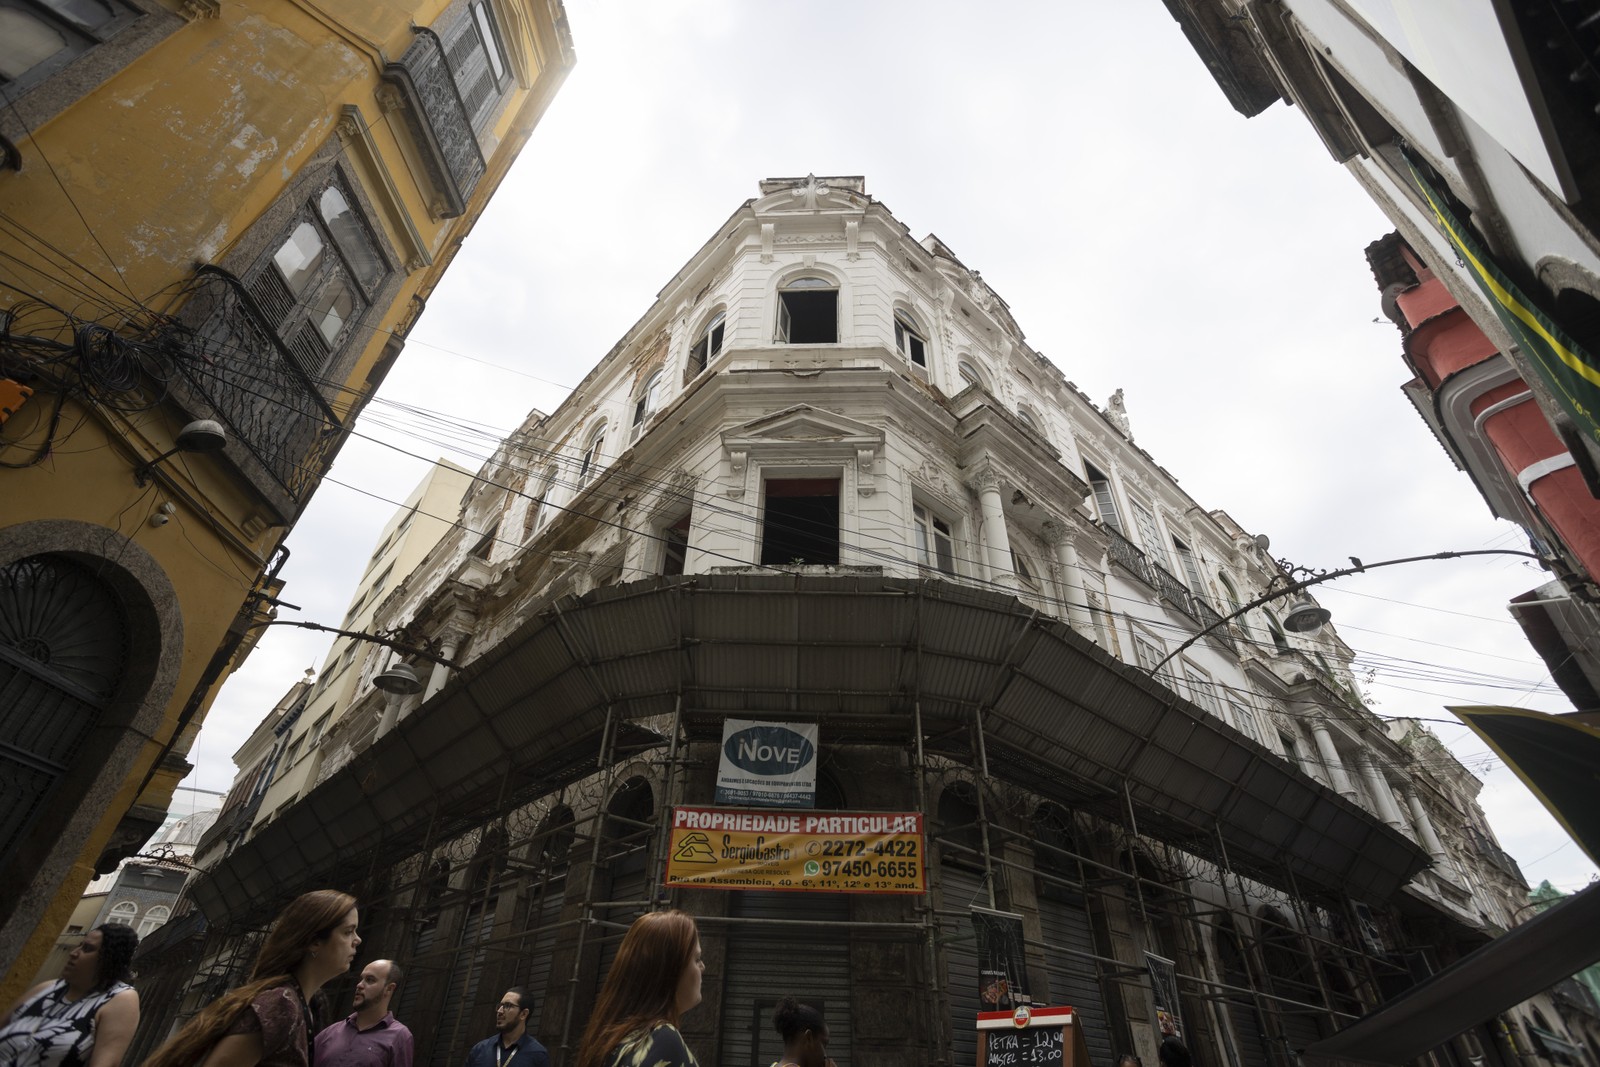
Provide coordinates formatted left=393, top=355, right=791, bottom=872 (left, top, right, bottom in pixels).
left=845, top=219, right=859, bottom=260
left=791, top=173, right=830, bottom=210
left=761, top=223, right=775, bottom=262
left=1106, top=388, right=1133, bottom=441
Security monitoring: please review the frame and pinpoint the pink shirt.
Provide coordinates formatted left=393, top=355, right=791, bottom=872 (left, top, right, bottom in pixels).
left=314, top=1013, right=414, bottom=1067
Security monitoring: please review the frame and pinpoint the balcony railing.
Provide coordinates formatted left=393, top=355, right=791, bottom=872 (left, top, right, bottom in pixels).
left=1192, top=596, right=1239, bottom=655
left=176, top=268, right=342, bottom=505
left=1105, top=527, right=1239, bottom=656
left=1150, top=561, right=1199, bottom=623
left=1106, top=526, right=1153, bottom=585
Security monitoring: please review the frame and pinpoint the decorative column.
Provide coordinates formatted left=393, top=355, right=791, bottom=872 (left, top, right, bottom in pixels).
left=1353, top=750, right=1408, bottom=832
left=1404, top=788, right=1450, bottom=863
left=1041, top=519, right=1094, bottom=635
left=1309, top=719, right=1358, bottom=802
left=421, top=635, right=462, bottom=703
left=967, top=460, right=1017, bottom=589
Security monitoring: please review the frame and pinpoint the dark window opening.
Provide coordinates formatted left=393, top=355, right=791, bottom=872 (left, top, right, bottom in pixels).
left=688, top=313, right=724, bottom=379
left=469, top=520, right=498, bottom=561
left=776, top=281, right=838, bottom=344
left=895, top=313, right=926, bottom=367
left=660, top=512, right=691, bottom=576
left=913, top=503, right=955, bottom=575
left=760, top=478, right=839, bottom=565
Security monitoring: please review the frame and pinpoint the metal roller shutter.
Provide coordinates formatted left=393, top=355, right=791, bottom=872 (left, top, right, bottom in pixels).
left=511, top=876, right=566, bottom=1036
left=431, top=897, right=498, bottom=1067
left=718, top=891, right=852, bottom=1067
left=939, top=865, right=987, bottom=1067
left=1035, top=884, right=1114, bottom=1067
left=1216, top=930, right=1273, bottom=1067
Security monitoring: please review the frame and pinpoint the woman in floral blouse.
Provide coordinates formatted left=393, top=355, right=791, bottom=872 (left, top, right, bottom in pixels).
left=576, top=910, right=704, bottom=1067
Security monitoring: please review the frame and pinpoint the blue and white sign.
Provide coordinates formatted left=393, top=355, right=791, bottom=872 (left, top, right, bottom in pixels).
left=714, top=718, right=818, bottom=807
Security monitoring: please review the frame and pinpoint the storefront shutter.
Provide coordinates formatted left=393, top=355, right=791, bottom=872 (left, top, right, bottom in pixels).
left=939, top=864, right=987, bottom=1067
left=1036, top=884, right=1114, bottom=1067
left=718, top=891, right=853, bottom=1067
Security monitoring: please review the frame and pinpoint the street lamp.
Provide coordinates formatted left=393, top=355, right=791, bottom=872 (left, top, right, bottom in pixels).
left=245, top=617, right=462, bottom=691
left=1150, top=548, right=1544, bottom=674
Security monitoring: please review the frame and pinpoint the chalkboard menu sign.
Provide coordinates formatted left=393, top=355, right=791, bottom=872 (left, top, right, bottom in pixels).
left=984, top=1025, right=1064, bottom=1066
left=975, top=1005, right=1087, bottom=1067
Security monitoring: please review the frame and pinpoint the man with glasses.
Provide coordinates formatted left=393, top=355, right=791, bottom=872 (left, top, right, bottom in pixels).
left=465, top=988, right=548, bottom=1067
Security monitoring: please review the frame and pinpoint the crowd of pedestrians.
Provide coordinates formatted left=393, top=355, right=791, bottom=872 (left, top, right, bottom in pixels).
left=4, top=890, right=1174, bottom=1067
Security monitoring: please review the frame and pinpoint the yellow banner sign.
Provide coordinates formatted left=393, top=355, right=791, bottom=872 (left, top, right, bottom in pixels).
left=665, top=806, right=927, bottom=894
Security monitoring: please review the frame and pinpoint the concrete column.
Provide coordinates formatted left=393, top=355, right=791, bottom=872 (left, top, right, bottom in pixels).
left=1354, top=751, right=1408, bottom=832
left=1042, top=520, right=1094, bottom=635
left=1309, top=719, right=1358, bottom=801
left=375, top=692, right=403, bottom=739
left=968, top=462, right=1016, bottom=589
left=1405, top=788, right=1450, bottom=863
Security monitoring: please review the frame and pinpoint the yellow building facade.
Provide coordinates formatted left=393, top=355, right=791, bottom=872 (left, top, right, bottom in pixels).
left=0, top=0, right=573, bottom=997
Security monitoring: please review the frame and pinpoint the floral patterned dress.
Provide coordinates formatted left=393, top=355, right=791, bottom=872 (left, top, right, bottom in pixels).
left=603, top=1024, right=698, bottom=1067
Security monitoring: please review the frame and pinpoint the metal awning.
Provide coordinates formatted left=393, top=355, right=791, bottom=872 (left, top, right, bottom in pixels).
left=192, top=575, right=1425, bottom=926
left=1303, top=882, right=1600, bottom=1066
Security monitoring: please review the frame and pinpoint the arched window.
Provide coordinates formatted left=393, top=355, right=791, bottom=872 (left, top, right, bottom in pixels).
left=106, top=901, right=137, bottom=927
left=686, top=312, right=725, bottom=381
left=1217, top=571, right=1242, bottom=614
left=957, top=361, right=985, bottom=391
left=1016, top=405, right=1047, bottom=442
left=318, top=187, right=384, bottom=291
left=576, top=423, right=607, bottom=488
left=137, top=904, right=170, bottom=936
left=1263, top=610, right=1290, bottom=654
left=523, top=466, right=557, bottom=540
left=0, top=554, right=128, bottom=862
left=631, top=370, right=662, bottom=441
left=776, top=276, right=837, bottom=344
left=894, top=310, right=927, bottom=369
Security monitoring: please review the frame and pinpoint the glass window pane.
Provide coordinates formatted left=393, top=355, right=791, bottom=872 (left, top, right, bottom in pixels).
left=473, top=3, right=504, bottom=80
left=319, top=187, right=384, bottom=291
left=273, top=222, right=325, bottom=296
left=0, top=12, right=68, bottom=80
left=311, top=278, right=355, bottom=345
left=40, top=0, right=115, bottom=28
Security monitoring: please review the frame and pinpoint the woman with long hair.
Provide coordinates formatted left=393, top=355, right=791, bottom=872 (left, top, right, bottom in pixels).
left=0, top=924, right=141, bottom=1067
left=769, top=997, right=833, bottom=1067
left=575, top=910, right=704, bottom=1067
left=141, top=890, right=360, bottom=1067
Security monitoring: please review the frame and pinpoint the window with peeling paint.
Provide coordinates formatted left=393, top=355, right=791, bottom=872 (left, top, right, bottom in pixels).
left=0, top=0, right=138, bottom=102
left=244, top=172, right=391, bottom=382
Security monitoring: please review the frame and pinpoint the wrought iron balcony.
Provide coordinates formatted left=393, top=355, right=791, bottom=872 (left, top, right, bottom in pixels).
left=1192, top=596, right=1239, bottom=655
left=1150, top=561, right=1199, bottom=623
left=176, top=267, right=342, bottom=506
left=1106, top=526, right=1153, bottom=586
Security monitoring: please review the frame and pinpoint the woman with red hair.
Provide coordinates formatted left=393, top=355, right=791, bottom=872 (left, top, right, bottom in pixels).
left=576, top=910, right=704, bottom=1067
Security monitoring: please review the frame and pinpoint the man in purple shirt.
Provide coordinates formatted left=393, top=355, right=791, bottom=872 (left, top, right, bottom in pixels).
left=315, top=959, right=414, bottom=1067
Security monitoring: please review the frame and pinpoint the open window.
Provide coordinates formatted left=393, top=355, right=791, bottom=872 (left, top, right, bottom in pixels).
left=775, top=277, right=837, bottom=344
left=1263, top=609, right=1290, bottom=654
left=523, top=466, right=556, bottom=539
left=631, top=370, right=662, bottom=441
left=1084, top=462, right=1123, bottom=536
left=912, top=503, right=955, bottom=576
left=1010, top=546, right=1039, bottom=589
left=894, top=310, right=927, bottom=369
left=1171, top=535, right=1205, bottom=592
left=659, top=511, right=691, bottom=576
left=760, top=477, right=839, bottom=565
left=576, top=422, right=607, bottom=488
left=957, top=360, right=985, bottom=391
left=686, top=312, right=725, bottom=380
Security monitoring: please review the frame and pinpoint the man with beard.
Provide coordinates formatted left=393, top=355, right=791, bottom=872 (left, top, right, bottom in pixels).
left=315, top=960, right=414, bottom=1067
left=465, top=989, right=548, bottom=1067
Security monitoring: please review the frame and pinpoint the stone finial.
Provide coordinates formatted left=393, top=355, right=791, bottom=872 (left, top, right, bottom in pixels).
left=1106, top=388, right=1132, bottom=440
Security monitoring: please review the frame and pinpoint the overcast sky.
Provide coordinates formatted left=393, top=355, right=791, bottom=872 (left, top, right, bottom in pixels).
left=180, top=2, right=1598, bottom=896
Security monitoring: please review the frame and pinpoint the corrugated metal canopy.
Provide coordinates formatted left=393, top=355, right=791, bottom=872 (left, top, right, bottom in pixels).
left=192, top=574, right=1426, bottom=926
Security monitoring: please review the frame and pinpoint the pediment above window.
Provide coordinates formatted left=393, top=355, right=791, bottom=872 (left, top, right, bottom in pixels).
left=720, top=405, right=884, bottom=499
